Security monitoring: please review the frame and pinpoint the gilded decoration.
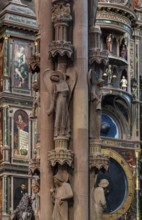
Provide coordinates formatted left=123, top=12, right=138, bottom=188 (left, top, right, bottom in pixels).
left=96, top=10, right=131, bottom=27
left=101, top=149, right=135, bottom=220
left=98, top=0, right=129, bottom=4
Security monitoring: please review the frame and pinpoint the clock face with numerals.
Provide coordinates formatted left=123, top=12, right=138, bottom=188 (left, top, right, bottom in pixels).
left=99, top=149, right=135, bottom=220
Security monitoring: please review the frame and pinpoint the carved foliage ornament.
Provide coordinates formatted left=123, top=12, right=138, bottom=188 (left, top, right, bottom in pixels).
left=51, top=3, right=72, bottom=22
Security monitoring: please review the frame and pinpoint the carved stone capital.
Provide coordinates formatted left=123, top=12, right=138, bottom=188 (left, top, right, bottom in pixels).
left=30, top=53, right=40, bottom=74
left=89, top=49, right=109, bottom=65
left=54, top=136, right=69, bottom=149
left=29, top=158, right=40, bottom=175
left=89, top=139, right=109, bottom=171
left=49, top=41, right=73, bottom=58
left=48, top=149, right=74, bottom=167
left=89, top=154, right=109, bottom=171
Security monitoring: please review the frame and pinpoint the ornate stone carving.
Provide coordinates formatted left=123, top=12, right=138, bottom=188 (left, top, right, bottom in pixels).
left=48, top=137, right=73, bottom=166
left=29, top=142, right=40, bottom=175
left=89, top=140, right=109, bottom=171
left=49, top=41, right=73, bottom=58
left=51, top=3, right=72, bottom=22
left=130, top=41, right=134, bottom=78
left=30, top=54, right=40, bottom=75
left=131, top=77, right=138, bottom=100
left=48, top=148, right=73, bottom=167
left=50, top=172, right=73, bottom=220
left=89, top=49, right=109, bottom=65
left=30, top=80, right=40, bottom=119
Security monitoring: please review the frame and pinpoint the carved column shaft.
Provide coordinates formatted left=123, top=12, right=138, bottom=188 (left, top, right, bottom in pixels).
left=73, top=0, right=89, bottom=219
left=39, top=0, right=54, bottom=219
left=54, top=22, right=68, bottom=41
left=135, top=149, right=141, bottom=220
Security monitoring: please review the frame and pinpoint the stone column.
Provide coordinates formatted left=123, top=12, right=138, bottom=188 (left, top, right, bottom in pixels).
left=2, top=106, right=10, bottom=164
left=135, top=149, right=141, bottom=220
left=2, top=175, right=9, bottom=220
left=72, top=0, right=89, bottom=219
left=3, top=35, right=10, bottom=92
left=39, top=0, right=53, bottom=219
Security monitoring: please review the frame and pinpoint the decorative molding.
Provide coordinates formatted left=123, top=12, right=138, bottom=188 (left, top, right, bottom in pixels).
left=96, top=10, right=131, bottom=27
left=49, top=41, right=73, bottom=58
left=48, top=149, right=74, bottom=167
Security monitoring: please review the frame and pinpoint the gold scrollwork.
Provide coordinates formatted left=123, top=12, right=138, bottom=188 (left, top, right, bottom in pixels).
left=101, top=148, right=135, bottom=220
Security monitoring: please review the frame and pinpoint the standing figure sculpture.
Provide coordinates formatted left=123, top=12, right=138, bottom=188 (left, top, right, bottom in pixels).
left=106, top=34, right=113, bottom=53
left=89, top=70, right=104, bottom=139
left=50, top=173, right=73, bottom=220
left=32, top=181, right=40, bottom=220
left=120, top=76, right=127, bottom=91
left=93, top=179, right=109, bottom=220
left=47, top=71, right=70, bottom=137
left=46, top=68, right=77, bottom=138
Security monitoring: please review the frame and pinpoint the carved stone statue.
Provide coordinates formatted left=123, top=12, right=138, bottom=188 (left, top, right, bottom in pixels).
left=47, top=71, right=70, bottom=137
left=120, top=76, right=127, bottom=91
left=50, top=173, right=73, bottom=220
left=31, top=80, right=40, bottom=119
left=32, top=181, right=40, bottom=220
left=131, top=77, right=138, bottom=100
left=89, top=70, right=104, bottom=139
left=106, top=34, right=113, bottom=53
left=92, top=179, right=109, bottom=220
left=11, top=193, right=35, bottom=220
left=45, top=68, right=77, bottom=138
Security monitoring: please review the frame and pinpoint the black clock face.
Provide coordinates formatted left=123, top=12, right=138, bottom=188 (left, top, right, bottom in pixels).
left=96, top=157, right=128, bottom=213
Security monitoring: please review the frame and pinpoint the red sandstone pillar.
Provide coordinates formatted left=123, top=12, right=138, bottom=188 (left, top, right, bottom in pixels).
left=72, top=0, right=89, bottom=219
left=39, top=0, right=53, bottom=219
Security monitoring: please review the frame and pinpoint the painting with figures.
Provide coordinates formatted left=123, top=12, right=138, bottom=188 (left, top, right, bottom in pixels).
left=12, top=40, right=30, bottom=90
left=14, top=110, right=29, bottom=158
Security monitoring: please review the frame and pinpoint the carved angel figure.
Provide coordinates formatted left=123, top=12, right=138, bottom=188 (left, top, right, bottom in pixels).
left=44, top=68, right=77, bottom=138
